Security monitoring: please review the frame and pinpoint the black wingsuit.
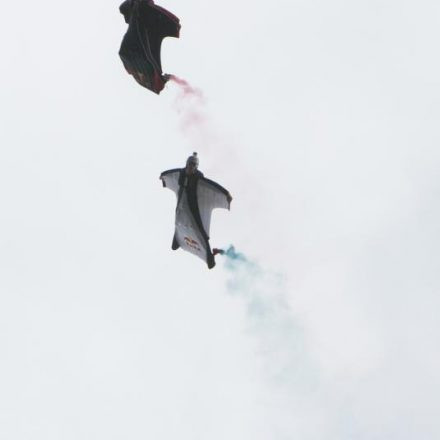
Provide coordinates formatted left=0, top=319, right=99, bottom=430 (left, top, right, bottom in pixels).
left=119, top=0, right=180, bottom=94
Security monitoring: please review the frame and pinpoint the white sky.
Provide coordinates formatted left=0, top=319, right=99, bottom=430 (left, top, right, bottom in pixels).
left=1, top=0, right=439, bottom=439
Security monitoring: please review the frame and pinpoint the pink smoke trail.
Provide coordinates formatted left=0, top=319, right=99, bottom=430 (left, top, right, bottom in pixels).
left=168, top=75, right=204, bottom=100
left=166, top=74, right=241, bottom=176
left=166, top=75, right=216, bottom=158
left=167, top=75, right=206, bottom=135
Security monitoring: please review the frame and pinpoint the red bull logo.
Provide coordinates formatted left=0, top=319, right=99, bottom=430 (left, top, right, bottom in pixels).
left=184, top=236, right=201, bottom=251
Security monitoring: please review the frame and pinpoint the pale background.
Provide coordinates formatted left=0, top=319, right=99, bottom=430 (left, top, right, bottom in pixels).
left=0, top=0, right=439, bottom=439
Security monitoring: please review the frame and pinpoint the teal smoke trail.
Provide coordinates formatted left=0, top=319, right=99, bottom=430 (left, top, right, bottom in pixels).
left=218, top=246, right=305, bottom=385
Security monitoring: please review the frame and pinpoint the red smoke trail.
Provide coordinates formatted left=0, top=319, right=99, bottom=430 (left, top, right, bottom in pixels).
left=167, top=75, right=206, bottom=134
left=167, top=75, right=215, bottom=159
left=166, top=75, right=241, bottom=178
left=168, top=75, right=204, bottom=100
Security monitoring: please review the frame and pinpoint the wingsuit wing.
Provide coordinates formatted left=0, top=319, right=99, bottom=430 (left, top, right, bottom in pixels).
left=160, top=170, right=231, bottom=269
left=119, top=0, right=180, bottom=94
left=196, top=177, right=231, bottom=239
left=160, top=168, right=181, bottom=195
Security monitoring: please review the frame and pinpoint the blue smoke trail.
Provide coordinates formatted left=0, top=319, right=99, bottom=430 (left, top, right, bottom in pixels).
left=218, top=246, right=307, bottom=386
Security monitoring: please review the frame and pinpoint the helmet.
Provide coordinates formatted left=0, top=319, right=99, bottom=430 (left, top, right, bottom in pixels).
left=186, top=152, right=199, bottom=168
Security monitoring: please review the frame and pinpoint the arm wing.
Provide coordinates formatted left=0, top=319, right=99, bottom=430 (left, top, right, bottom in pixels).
left=160, top=169, right=181, bottom=196
left=197, top=177, right=231, bottom=236
left=119, top=0, right=132, bottom=23
left=148, top=3, right=181, bottom=39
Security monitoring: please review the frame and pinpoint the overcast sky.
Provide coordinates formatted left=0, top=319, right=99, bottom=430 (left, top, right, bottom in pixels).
left=1, top=0, right=439, bottom=439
